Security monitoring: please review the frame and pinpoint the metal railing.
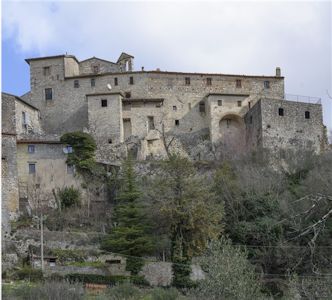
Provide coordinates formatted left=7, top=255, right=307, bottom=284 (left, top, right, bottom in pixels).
left=284, top=93, right=321, bottom=104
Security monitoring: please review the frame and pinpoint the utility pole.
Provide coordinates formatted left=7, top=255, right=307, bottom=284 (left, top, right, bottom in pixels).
left=40, top=210, right=44, bottom=272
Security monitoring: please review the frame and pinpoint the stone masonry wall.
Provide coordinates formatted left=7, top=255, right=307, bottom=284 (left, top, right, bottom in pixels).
left=260, top=98, right=324, bottom=153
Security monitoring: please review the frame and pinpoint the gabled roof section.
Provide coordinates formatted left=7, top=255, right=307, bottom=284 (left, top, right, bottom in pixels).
left=2, top=92, right=39, bottom=111
left=117, top=52, right=134, bottom=63
left=25, top=54, right=79, bottom=64
left=79, top=56, right=117, bottom=65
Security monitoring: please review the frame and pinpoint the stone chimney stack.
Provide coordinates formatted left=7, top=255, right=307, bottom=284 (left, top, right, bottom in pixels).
left=276, top=67, right=281, bottom=77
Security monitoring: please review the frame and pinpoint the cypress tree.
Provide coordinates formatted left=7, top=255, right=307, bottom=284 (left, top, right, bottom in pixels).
left=101, top=157, right=153, bottom=274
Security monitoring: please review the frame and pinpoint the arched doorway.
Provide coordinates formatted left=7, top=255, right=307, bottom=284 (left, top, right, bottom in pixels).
left=219, top=114, right=245, bottom=155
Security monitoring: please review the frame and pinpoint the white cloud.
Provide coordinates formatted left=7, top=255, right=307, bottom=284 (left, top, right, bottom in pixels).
left=2, top=0, right=331, bottom=129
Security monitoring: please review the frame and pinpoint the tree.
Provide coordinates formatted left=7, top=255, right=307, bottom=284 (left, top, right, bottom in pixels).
left=101, top=157, right=154, bottom=274
left=150, top=155, right=223, bottom=287
left=193, top=238, right=263, bottom=300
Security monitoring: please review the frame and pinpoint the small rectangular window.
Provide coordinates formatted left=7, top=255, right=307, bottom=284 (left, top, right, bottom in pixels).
left=93, top=65, right=99, bottom=73
left=114, top=78, right=118, bottom=86
left=249, top=116, right=253, bottom=124
left=236, top=79, right=242, bottom=88
left=91, top=78, right=95, bottom=87
left=28, top=145, right=35, bottom=153
left=43, top=66, right=50, bottom=76
left=278, top=108, right=284, bottom=116
left=148, top=116, right=155, bottom=130
left=74, top=80, right=79, bottom=88
left=175, top=120, right=180, bottom=126
left=206, top=78, right=212, bottom=86
left=101, top=99, right=108, bottom=107
left=22, top=112, right=27, bottom=126
left=129, top=76, right=134, bottom=85
left=237, top=101, right=242, bottom=107
left=173, top=106, right=177, bottom=111
left=45, top=88, right=53, bottom=100
left=28, top=163, right=36, bottom=174
left=199, top=102, right=206, bottom=113
left=185, top=77, right=190, bottom=85
left=305, top=111, right=310, bottom=119
left=264, top=81, right=270, bottom=89
left=248, top=101, right=251, bottom=109
left=218, top=100, right=222, bottom=106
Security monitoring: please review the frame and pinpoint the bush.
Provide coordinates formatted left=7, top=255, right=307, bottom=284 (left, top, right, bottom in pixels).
left=104, top=282, right=142, bottom=300
left=149, top=287, right=181, bottom=300
left=2, top=280, right=84, bottom=300
left=13, top=266, right=43, bottom=282
left=57, top=186, right=81, bottom=209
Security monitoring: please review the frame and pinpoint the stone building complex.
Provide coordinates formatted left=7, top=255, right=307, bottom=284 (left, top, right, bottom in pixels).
left=1, top=52, right=326, bottom=230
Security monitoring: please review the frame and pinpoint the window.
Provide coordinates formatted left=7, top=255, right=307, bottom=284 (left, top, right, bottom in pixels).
left=67, top=164, right=75, bottom=174
left=278, top=108, right=284, bottom=116
left=56, top=74, right=60, bottom=80
left=129, top=76, right=134, bottom=85
left=305, top=111, right=310, bottom=119
left=248, top=101, right=251, bottom=109
left=175, top=120, right=180, bottom=126
left=226, top=119, right=231, bottom=128
left=237, top=101, right=242, bottom=107
left=173, top=106, right=177, bottom=111
left=22, top=112, right=27, bottom=127
left=101, top=99, right=108, bottom=107
left=264, top=81, right=270, bottom=89
left=108, top=139, right=113, bottom=144
left=74, top=80, right=79, bottom=88
left=218, top=100, right=222, bottom=106
left=206, top=78, right=212, bottom=86
left=28, top=145, right=35, bottom=153
left=125, top=92, right=131, bottom=98
left=45, top=88, right=53, bottom=100
left=114, top=78, right=118, bottom=86
left=91, top=78, right=95, bottom=87
left=148, top=116, right=155, bottom=130
left=250, top=116, right=253, bottom=124
left=199, top=101, right=206, bottom=113
left=236, top=79, right=242, bottom=88
left=43, top=66, right=50, bottom=76
left=185, top=77, right=190, bottom=85
left=28, top=163, right=36, bottom=174
left=93, top=65, right=99, bottom=73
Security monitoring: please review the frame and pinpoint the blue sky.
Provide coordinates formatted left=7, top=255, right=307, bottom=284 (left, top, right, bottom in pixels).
left=2, top=1, right=331, bottom=131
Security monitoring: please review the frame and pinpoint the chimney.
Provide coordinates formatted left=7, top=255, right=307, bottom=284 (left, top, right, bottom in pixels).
left=276, top=67, right=281, bottom=77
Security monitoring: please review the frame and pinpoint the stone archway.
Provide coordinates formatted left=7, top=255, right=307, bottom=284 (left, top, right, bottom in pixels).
left=219, top=114, right=246, bottom=155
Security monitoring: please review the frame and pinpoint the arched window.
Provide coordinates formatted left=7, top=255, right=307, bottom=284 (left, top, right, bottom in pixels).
left=305, top=111, right=310, bottom=119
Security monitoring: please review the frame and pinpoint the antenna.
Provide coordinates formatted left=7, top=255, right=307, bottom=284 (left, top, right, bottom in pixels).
left=107, top=84, right=112, bottom=90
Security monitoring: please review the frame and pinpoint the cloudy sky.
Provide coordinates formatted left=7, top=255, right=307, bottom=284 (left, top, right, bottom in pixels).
left=2, top=0, right=331, bottom=131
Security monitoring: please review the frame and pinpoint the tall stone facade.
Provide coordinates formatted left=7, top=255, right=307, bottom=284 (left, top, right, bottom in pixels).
left=22, top=51, right=325, bottom=162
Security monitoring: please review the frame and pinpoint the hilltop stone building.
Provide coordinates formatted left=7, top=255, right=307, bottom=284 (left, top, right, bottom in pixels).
left=1, top=52, right=326, bottom=229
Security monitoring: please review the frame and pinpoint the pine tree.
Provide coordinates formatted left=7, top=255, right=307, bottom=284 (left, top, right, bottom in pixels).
left=101, top=157, right=153, bottom=274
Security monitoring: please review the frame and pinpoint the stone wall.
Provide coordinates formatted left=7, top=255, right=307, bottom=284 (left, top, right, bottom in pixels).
left=79, top=57, right=120, bottom=75
left=259, top=98, right=324, bottom=154
left=2, top=135, right=19, bottom=231
left=27, top=54, right=284, bottom=142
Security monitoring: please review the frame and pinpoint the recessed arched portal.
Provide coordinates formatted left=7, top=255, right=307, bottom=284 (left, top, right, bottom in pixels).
left=219, top=114, right=246, bottom=155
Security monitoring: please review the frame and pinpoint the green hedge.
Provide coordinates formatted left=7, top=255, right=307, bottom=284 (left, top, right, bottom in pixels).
left=64, top=273, right=149, bottom=286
